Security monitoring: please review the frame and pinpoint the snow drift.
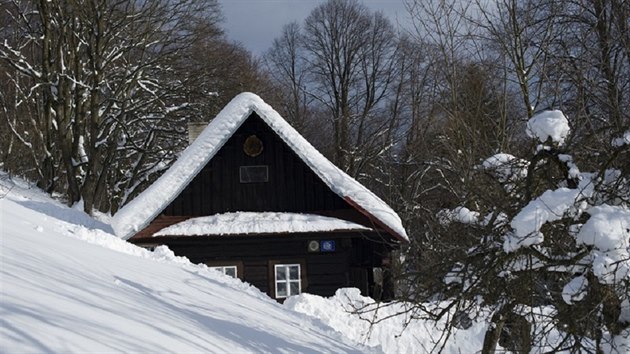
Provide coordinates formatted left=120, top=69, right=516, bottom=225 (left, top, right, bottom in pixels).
left=0, top=176, right=367, bottom=353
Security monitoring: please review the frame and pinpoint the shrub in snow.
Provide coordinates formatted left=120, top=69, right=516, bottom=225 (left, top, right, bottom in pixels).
left=398, top=108, right=629, bottom=353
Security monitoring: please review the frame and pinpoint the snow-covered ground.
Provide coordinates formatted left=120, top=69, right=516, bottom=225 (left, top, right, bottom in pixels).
left=0, top=175, right=370, bottom=353
left=6, top=169, right=624, bottom=353
left=286, top=289, right=489, bottom=354
left=0, top=172, right=495, bottom=353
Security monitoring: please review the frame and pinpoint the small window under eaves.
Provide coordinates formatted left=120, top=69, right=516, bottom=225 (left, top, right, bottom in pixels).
left=239, top=165, right=268, bottom=183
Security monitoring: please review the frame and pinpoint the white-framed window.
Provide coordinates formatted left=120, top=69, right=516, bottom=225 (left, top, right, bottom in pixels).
left=274, top=264, right=301, bottom=298
left=210, top=265, right=238, bottom=278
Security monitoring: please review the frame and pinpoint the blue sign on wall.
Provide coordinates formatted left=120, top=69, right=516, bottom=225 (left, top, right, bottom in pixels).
left=321, top=240, right=335, bottom=252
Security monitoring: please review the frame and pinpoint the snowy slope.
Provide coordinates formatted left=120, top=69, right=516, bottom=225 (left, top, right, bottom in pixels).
left=0, top=176, right=371, bottom=353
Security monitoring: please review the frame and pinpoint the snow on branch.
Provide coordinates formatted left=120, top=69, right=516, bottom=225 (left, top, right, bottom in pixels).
left=575, top=205, right=630, bottom=284
left=612, top=130, right=630, bottom=148
left=526, top=110, right=570, bottom=146
left=505, top=177, right=594, bottom=253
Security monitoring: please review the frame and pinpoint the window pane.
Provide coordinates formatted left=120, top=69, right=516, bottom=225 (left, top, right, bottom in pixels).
left=289, top=265, right=299, bottom=280
left=289, top=281, right=300, bottom=296
left=276, top=266, right=285, bottom=281
left=276, top=282, right=287, bottom=297
left=224, top=267, right=237, bottom=278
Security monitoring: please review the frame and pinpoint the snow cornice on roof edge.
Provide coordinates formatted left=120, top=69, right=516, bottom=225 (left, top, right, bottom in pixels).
left=111, top=92, right=409, bottom=242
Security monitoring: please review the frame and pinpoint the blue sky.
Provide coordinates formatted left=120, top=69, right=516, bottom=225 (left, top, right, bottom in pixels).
left=218, top=0, right=411, bottom=56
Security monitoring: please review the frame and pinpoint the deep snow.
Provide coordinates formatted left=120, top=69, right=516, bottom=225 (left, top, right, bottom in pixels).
left=3, top=165, right=627, bottom=353
left=0, top=174, right=497, bottom=354
left=285, top=288, right=490, bottom=354
left=0, top=176, right=369, bottom=353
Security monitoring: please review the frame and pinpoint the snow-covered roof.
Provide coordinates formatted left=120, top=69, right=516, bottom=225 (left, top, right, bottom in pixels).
left=153, top=212, right=371, bottom=236
left=112, top=92, right=408, bottom=242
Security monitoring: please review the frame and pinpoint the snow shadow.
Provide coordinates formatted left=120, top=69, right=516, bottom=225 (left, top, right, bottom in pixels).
left=113, top=276, right=355, bottom=353
left=14, top=199, right=114, bottom=234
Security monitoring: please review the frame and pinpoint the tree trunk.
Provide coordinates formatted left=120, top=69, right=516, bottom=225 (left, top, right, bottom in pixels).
left=482, top=307, right=507, bottom=354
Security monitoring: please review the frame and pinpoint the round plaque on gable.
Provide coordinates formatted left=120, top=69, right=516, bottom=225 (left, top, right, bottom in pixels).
left=243, top=135, right=263, bottom=157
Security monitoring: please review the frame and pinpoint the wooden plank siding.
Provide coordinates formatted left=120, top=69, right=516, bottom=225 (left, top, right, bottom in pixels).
left=133, top=231, right=393, bottom=298
left=162, top=113, right=362, bottom=219
left=128, top=111, right=403, bottom=301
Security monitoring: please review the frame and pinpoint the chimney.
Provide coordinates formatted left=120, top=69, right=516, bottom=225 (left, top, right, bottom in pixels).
left=187, top=122, right=208, bottom=144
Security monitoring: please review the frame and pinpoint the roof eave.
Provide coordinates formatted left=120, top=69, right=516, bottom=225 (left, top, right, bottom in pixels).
left=343, top=197, right=409, bottom=244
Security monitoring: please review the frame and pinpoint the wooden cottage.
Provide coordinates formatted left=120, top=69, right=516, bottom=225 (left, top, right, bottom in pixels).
left=112, top=93, right=409, bottom=301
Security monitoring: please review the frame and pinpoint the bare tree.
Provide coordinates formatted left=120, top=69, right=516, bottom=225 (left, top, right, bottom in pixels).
left=0, top=0, right=222, bottom=213
left=264, top=22, right=312, bottom=134
left=265, top=0, right=400, bottom=177
left=472, top=0, right=562, bottom=118
left=546, top=0, right=630, bottom=168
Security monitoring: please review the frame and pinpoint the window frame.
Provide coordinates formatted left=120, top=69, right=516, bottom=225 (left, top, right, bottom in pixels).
left=205, top=261, right=243, bottom=280
left=274, top=264, right=300, bottom=298
left=268, top=260, right=306, bottom=299
left=210, top=265, right=238, bottom=278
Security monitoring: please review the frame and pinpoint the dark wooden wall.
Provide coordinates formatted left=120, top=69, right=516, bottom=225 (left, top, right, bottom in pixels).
left=163, top=113, right=355, bottom=217
left=151, top=232, right=392, bottom=298
left=135, top=112, right=402, bottom=300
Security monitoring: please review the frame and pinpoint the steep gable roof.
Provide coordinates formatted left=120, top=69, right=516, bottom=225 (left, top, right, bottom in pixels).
left=112, top=93, right=408, bottom=242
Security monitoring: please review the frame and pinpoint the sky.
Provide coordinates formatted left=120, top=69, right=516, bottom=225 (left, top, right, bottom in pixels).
left=218, top=0, right=411, bottom=56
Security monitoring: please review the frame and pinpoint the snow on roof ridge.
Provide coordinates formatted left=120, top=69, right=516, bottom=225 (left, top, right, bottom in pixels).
left=112, top=92, right=408, bottom=242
